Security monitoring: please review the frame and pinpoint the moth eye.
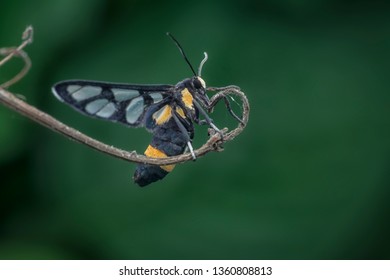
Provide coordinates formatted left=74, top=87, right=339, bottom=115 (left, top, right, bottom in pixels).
left=193, top=78, right=203, bottom=89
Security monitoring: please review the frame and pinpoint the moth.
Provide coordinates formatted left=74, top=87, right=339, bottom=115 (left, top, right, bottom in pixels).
left=52, top=33, right=241, bottom=186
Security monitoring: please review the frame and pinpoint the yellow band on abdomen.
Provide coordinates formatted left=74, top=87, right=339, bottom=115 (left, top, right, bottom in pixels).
left=144, top=145, right=175, bottom=172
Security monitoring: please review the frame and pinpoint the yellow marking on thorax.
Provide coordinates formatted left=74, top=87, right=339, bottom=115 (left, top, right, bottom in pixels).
left=176, top=107, right=186, bottom=118
left=181, top=88, right=194, bottom=109
left=144, top=145, right=175, bottom=172
left=153, top=105, right=172, bottom=125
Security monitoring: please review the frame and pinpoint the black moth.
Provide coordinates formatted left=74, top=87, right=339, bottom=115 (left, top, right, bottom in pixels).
left=52, top=33, right=240, bottom=186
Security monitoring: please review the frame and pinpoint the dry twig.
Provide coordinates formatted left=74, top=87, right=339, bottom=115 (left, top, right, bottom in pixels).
left=0, top=26, right=249, bottom=166
left=0, top=26, right=33, bottom=88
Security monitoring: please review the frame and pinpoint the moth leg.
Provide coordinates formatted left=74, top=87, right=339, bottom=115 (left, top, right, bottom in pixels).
left=193, top=99, right=224, bottom=140
left=222, top=96, right=244, bottom=124
left=171, top=110, right=196, bottom=160
left=209, top=93, right=244, bottom=125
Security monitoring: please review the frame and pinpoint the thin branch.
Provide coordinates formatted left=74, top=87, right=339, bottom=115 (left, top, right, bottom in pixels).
left=0, top=26, right=33, bottom=88
left=0, top=48, right=32, bottom=88
left=0, top=26, right=250, bottom=167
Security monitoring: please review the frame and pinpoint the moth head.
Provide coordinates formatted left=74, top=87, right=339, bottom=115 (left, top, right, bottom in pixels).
left=191, top=76, right=209, bottom=104
left=193, top=76, right=206, bottom=90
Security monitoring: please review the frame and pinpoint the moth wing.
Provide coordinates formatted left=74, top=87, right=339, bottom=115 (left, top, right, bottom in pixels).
left=52, top=80, right=173, bottom=127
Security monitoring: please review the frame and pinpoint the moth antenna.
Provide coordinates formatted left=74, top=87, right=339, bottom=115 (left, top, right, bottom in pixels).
left=198, top=52, right=208, bottom=77
left=166, top=32, right=197, bottom=76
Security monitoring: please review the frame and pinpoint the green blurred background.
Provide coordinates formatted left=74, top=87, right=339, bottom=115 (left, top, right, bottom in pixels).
left=1, top=0, right=389, bottom=259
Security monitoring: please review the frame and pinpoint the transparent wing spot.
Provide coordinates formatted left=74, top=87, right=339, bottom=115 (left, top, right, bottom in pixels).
left=67, top=85, right=82, bottom=94
left=85, top=99, right=109, bottom=115
left=71, top=86, right=101, bottom=101
left=126, top=96, right=144, bottom=124
left=95, top=102, right=116, bottom=118
left=112, top=88, right=139, bottom=102
left=149, top=92, right=163, bottom=103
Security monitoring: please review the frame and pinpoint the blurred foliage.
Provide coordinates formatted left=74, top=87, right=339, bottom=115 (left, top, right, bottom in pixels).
left=1, top=0, right=390, bottom=259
